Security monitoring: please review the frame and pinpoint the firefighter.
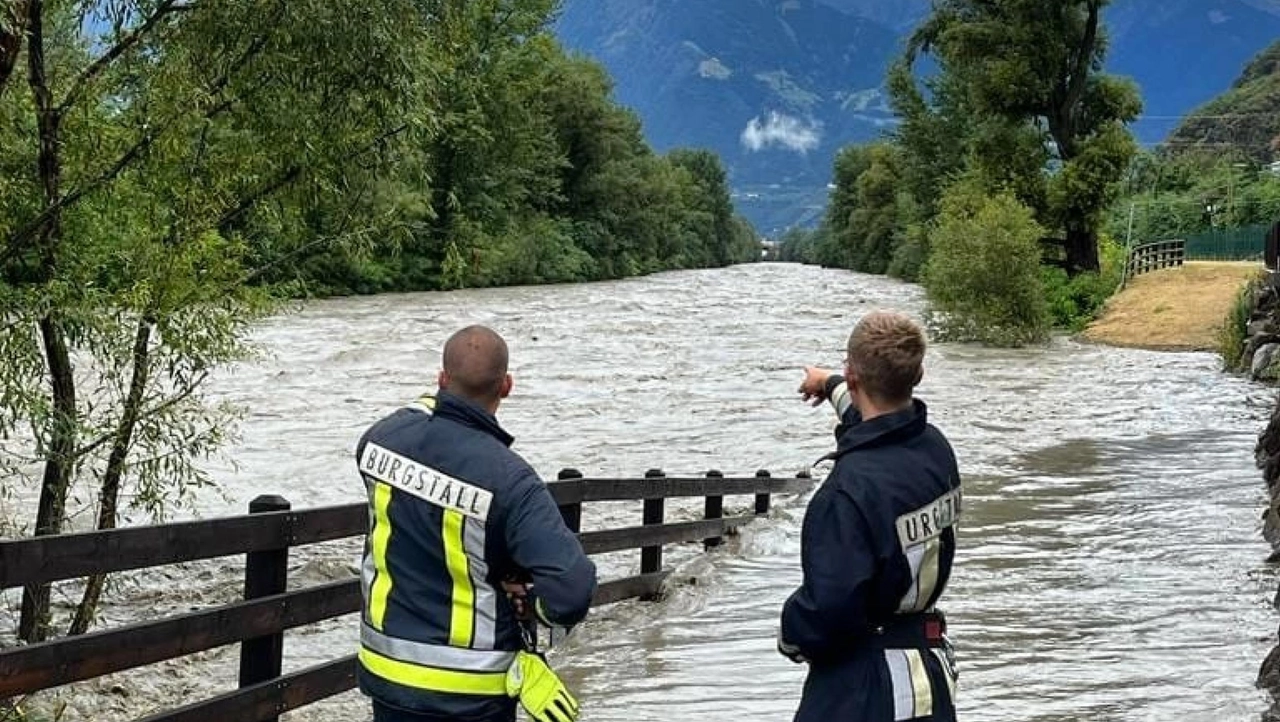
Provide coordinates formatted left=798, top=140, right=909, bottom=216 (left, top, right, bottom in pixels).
left=355, top=325, right=596, bottom=722
left=780, top=310, right=962, bottom=722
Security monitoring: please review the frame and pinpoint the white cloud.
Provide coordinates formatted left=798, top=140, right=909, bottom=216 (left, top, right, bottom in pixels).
left=740, top=112, right=823, bottom=153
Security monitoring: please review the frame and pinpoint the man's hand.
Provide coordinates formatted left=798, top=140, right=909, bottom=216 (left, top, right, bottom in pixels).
left=798, top=366, right=836, bottom=407
left=504, top=580, right=534, bottom=621
left=777, top=630, right=808, bottom=664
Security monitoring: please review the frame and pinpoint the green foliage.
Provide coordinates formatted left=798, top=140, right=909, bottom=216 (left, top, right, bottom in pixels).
left=1108, top=150, right=1280, bottom=245
left=910, top=0, right=1141, bottom=273
left=1040, top=233, right=1126, bottom=331
left=776, top=226, right=824, bottom=264
left=818, top=142, right=908, bottom=274
left=923, top=183, right=1050, bottom=346
left=0, top=0, right=756, bottom=639
left=1218, top=280, right=1255, bottom=373
left=887, top=220, right=930, bottom=282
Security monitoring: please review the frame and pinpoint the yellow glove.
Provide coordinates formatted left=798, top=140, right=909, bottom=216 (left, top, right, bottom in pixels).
left=506, top=650, right=580, bottom=722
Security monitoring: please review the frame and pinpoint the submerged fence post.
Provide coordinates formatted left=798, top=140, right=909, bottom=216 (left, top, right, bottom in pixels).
left=641, top=469, right=665, bottom=576
left=557, top=468, right=583, bottom=533
left=239, top=494, right=290, bottom=711
left=754, top=470, right=771, bottom=516
left=703, top=470, right=724, bottom=550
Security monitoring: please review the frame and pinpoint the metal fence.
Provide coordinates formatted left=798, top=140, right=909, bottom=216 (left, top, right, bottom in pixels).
left=1183, top=223, right=1271, bottom=261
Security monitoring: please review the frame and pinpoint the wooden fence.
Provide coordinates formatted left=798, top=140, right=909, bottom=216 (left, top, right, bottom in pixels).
left=0, top=468, right=812, bottom=721
left=1122, top=239, right=1186, bottom=287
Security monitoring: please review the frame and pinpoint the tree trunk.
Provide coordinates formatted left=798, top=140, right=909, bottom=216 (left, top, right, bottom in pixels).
left=1064, top=224, right=1100, bottom=275
left=18, top=0, right=77, bottom=644
left=69, top=317, right=154, bottom=636
left=20, top=318, right=76, bottom=642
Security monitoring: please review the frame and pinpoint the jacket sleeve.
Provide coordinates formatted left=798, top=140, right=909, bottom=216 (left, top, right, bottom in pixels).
left=823, top=375, right=862, bottom=437
left=504, top=473, right=598, bottom=627
left=780, top=484, right=878, bottom=662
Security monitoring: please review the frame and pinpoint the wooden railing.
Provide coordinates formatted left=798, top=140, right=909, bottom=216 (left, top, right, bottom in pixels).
left=1122, top=239, right=1186, bottom=287
left=0, top=468, right=812, bottom=721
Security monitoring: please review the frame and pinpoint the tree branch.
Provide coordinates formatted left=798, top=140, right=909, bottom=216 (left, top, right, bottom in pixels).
left=2, top=20, right=276, bottom=269
left=71, top=369, right=208, bottom=462
left=0, top=0, right=29, bottom=100
left=59, top=1, right=193, bottom=113
left=1065, top=2, right=1100, bottom=116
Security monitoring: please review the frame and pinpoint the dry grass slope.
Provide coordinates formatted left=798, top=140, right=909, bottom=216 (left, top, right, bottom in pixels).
left=1082, top=261, right=1264, bottom=351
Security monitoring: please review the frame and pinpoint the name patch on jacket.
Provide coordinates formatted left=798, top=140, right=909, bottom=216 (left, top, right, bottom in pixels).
left=360, top=443, right=492, bottom=522
left=895, top=487, right=961, bottom=548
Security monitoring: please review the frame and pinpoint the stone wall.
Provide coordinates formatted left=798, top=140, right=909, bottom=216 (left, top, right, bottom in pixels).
left=1258, top=397, right=1280, bottom=719
left=1243, top=274, right=1280, bottom=381
left=1248, top=272, right=1280, bottom=717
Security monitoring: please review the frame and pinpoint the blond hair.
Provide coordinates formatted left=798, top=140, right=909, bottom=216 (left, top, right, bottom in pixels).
left=846, top=311, right=925, bottom=404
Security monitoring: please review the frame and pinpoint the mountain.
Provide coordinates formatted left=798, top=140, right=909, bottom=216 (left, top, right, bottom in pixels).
left=555, top=0, right=902, bottom=232
left=555, top=0, right=1280, bottom=234
left=1168, top=38, right=1280, bottom=161
left=1107, top=0, right=1280, bottom=143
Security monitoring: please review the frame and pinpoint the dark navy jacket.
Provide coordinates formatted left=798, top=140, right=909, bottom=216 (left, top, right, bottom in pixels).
left=355, top=391, right=596, bottom=720
left=781, top=378, right=961, bottom=722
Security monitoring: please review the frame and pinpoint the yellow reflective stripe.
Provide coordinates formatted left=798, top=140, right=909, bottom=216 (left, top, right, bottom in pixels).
left=369, top=482, right=395, bottom=630
left=359, top=647, right=507, bottom=695
left=906, top=649, right=934, bottom=717
left=443, top=509, right=475, bottom=647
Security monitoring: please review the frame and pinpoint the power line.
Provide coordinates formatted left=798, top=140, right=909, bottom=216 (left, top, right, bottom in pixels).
left=1131, top=113, right=1280, bottom=121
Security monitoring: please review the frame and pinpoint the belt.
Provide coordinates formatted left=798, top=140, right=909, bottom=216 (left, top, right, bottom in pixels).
left=865, top=611, right=948, bottom=649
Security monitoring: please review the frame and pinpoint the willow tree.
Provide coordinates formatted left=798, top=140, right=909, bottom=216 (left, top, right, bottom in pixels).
left=910, top=0, right=1141, bottom=274
left=0, top=0, right=432, bottom=641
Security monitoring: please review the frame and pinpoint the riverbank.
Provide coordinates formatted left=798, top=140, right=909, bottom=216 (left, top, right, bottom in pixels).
left=1081, top=261, right=1263, bottom=351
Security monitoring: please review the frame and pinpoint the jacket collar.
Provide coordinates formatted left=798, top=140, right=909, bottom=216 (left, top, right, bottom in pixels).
left=827, top=399, right=928, bottom=461
left=427, top=391, right=515, bottom=448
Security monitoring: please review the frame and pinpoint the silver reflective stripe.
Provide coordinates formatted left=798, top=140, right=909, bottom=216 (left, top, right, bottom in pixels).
left=885, top=648, right=934, bottom=720
left=464, top=516, right=497, bottom=648
left=360, top=624, right=516, bottom=672
left=898, top=542, right=925, bottom=612
left=360, top=483, right=377, bottom=624
left=885, top=649, right=915, bottom=720
left=829, top=381, right=853, bottom=419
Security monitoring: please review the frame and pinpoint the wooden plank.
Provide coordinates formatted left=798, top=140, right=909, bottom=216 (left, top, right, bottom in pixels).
left=0, top=476, right=812, bottom=588
left=592, top=573, right=669, bottom=606
left=0, top=505, right=365, bottom=589
left=579, top=516, right=754, bottom=555
left=135, top=656, right=356, bottom=722
left=0, top=580, right=361, bottom=697
left=549, top=476, right=812, bottom=505
left=136, top=572, right=669, bottom=722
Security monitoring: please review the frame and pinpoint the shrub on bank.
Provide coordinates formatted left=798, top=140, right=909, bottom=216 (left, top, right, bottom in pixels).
left=1220, top=279, right=1257, bottom=372
left=923, top=185, right=1050, bottom=346
left=1041, top=234, right=1125, bottom=332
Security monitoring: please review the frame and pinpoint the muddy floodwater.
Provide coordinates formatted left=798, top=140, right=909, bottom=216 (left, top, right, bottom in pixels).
left=6, top=263, right=1276, bottom=722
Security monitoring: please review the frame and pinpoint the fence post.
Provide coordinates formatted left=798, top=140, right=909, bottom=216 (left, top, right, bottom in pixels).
left=239, top=494, right=290, bottom=713
left=703, top=470, right=724, bottom=550
left=641, top=469, right=665, bottom=576
left=754, top=469, right=771, bottom=516
left=556, top=468, right=583, bottom=533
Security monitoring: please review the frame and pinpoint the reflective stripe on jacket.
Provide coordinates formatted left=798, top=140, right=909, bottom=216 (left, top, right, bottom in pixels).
left=355, top=392, right=596, bottom=718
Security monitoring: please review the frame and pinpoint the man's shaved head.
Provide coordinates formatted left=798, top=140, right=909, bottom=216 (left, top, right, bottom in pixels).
left=441, top=325, right=510, bottom=405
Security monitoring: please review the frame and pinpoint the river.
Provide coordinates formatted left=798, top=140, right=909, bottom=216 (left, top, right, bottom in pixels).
left=9, top=263, right=1278, bottom=721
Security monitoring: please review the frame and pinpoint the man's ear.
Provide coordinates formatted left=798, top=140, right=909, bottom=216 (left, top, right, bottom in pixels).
left=437, top=369, right=448, bottom=390
left=499, top=373, right=513, bottom=399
